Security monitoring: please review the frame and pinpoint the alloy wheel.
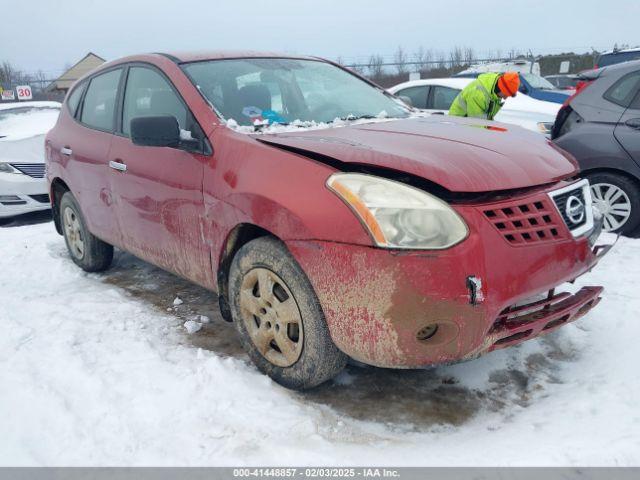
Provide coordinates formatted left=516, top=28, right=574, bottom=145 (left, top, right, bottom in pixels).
left=239, top=267, right=304, bottom=367
left=590, top=182, right=632, bottom=232
left=63, top=206, right=85, bottom=259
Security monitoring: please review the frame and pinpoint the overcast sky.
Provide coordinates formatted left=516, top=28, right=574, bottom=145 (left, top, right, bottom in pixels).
left=3, top=0, right=638, bottom=77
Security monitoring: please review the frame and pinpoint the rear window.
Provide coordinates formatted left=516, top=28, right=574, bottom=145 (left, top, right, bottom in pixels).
left=598, top=51, right=640, bottom=67
left=604, top=71, right=640, bottom=107
left=80, top=69, right=122, bottom=131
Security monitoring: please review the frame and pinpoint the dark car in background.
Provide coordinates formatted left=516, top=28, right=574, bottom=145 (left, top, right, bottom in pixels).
left=597, top=48, right=640, bottom=68
left=552, top=60, right=640, bottom=235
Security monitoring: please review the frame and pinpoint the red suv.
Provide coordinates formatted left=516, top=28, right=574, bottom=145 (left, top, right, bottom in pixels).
left=46, top=51, right=607, bottom=389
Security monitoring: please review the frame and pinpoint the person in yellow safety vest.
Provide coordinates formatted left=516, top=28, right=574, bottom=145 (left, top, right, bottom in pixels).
left=449, top=72, right=520, bottom=120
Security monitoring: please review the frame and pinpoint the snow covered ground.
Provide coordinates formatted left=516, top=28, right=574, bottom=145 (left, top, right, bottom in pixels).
left=1, top=220, right=639, bottom=466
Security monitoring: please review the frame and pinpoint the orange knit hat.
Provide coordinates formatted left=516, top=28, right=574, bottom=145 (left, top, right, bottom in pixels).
left=497, top=72, right=520, bottom=97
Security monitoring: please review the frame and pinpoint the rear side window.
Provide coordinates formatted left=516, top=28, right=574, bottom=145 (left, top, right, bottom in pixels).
left=66, top=82, right=86, bottom=117
left=431, top=86, right=460, bottom=110
left=122, top=67, right=187, bottom=136
left=80, top=69, right=122, bottom=131
left=603, top=71, right=640, bottom=107
left=396, top=86, right=428, bottom=109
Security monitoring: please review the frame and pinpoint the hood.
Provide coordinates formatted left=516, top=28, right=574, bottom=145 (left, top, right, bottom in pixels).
left=257, top=116, right=577, bottom=193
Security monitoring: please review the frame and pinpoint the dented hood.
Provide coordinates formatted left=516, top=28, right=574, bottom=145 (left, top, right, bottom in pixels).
left=257, top=116, right=577, bottom=192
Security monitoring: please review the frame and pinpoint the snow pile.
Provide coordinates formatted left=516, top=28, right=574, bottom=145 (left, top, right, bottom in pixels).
left=0, top=223, right=639, bottom=466
left=0, top=101, right=61, bottom=111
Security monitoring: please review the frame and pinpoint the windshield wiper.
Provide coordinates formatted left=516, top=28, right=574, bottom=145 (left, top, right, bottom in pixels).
left=339, top=114, right=378, bottom=121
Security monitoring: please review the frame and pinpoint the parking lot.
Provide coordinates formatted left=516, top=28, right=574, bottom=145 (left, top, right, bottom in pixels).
left=2, top=214, right=638, bottom=465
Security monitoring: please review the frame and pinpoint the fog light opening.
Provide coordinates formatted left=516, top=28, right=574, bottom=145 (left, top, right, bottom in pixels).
left=416, top=323, right=439, bottom=342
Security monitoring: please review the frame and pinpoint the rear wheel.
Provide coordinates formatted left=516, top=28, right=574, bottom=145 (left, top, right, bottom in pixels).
left=586, top=172, right=640, bottom=235
left=60, top=192, right=113, bottom=272
left=228, top=237, right=347, bottom=389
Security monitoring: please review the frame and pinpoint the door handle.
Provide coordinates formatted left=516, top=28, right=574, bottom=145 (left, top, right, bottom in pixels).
left=109, top=160, right=127, bottom=172
left=625, top=118, right=640, bottom=130
left=60, top=147, right=72, bottom=156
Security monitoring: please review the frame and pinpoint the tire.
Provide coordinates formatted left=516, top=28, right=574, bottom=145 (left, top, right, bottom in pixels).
left=586, top=172, right=640, bottom=236
left=228, top=237, right=347, bottom=389
left=59, top=192, right=113, bottom=272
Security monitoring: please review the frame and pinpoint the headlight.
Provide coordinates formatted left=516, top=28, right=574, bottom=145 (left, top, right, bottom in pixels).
left=326, top=173, right=468, bottom=249
left=537, top=122, right=553, bottom=135
left=0, top=163, right=20, bottom=174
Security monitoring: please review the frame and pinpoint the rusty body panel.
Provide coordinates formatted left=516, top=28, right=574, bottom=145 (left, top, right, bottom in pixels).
left=45, top=50, right=605, bottom=371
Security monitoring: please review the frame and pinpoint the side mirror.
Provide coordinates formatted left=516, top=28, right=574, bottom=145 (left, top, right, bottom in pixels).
left=130, top=115, right=180, bottom=148
left=398, top=95, right=413, bottom=107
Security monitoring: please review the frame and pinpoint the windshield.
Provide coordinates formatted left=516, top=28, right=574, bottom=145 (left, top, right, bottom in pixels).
left=183, top=58, right=409, bottom=127
left=521, top=73, right=556, bottom=90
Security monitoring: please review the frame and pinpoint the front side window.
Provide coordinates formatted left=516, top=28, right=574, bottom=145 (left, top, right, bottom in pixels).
left=431, top=86, right=460, bottom=110
left=66, top=82, right=86, bottom=117
left=604, top=71, right=640, bottom=107
left=80, top=69, right=122, bottom=131
left=183, top=58, right=409, bottom=126
left=122, top=67, right=188, bottom=135
left=396, top=86, right=428, bottom=109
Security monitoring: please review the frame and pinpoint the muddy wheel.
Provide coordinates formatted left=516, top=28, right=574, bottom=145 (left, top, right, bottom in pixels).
left=60, top=192, right=113, bottom=272
left=228, top=237, right=347, bottom=389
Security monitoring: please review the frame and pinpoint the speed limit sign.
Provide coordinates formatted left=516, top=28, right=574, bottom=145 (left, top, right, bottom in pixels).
left=16, top=85, right=33, bottom=100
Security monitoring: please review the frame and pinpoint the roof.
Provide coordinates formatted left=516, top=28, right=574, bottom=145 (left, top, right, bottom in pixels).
left=161, top=50, right=318, bottom=63
left=46, top=53, right=106, bottom=91
left=387, top=78, right=472, bottom=93
left=600, top=47, right=640, bottom=55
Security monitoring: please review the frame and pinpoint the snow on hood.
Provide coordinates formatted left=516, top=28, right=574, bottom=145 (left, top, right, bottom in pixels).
left=256, top=115, right=577, bottom=193
left=0, top=104, right=60, bottom=142
left=225, top=110, right=402, bottom=135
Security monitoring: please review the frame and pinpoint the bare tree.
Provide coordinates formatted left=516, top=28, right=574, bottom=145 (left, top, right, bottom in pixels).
left=449, top=46, right=464, bottom=68
left=394, top=46, right=408, bottom=75
left=463, top=47, right=475, bottom=66
left=367, top=54, right=385, bottom=79
left=412, top=46, right=433, bottom=72
left=0, top=61, right=17, bottom=86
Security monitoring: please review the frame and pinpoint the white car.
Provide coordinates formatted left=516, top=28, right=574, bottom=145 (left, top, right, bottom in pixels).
left=0, top=101, right=60, bottom=218
left=388, top=78, right=560, bottom=135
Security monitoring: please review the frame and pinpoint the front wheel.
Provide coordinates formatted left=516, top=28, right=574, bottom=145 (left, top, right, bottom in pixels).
left=60, top=192, right=113, bottom=272
left=228, top=237, right=347, bottom=389
left=587, top=172, right=640, bottom=235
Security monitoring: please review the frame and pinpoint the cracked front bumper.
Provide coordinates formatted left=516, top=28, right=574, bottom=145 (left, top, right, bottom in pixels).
left=286, top=198, right=606, bottom=368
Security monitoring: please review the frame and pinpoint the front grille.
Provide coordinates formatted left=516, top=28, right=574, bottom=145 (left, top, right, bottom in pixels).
left=29, top=194, right=50, bottom=204
left=10, top=163, right=45, bottom=178
left=551, top=187, right=588, bottom=230
left=483, top=198, right=563, bottom=245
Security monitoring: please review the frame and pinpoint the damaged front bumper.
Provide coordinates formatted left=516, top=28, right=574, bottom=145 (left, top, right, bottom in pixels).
left=286, top=191, right=610, bottom=368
